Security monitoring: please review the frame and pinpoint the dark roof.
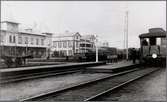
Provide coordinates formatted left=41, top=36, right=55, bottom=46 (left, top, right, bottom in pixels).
left=19, top=32, right=46, bottom=37
left=139, top=32, right=166, bottom=38
left=55, top=32, right=81, bottom=37
left=149, top=28, right=165, bottom=33
left=1, top=21, right=19, bottom=24
left=42, top=32, right=53, bottom=35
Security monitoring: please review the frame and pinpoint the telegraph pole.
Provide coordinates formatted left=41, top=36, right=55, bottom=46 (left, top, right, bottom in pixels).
left=125, top=10, right=129, bottom=60
left=124, top=12, right=126, bottom=60
left=0, top=29, right=2, bottom=58
left=85, top=38, right=86, bottom=53
left=95, top=35, right=98, bottom=62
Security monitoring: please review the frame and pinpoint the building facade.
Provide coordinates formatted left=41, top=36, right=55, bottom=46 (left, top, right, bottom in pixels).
left=52, top=32, right=96, bottom=56
left=0, top=21, right=52, bottom=58
left=52, top=32, right=81, bottom=56
left=102, top=41, right=109, bottom=47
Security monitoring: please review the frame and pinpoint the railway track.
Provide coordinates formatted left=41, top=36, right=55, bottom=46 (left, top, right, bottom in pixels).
left=0, top=68, right=83, bottom=84
left=84, top=67, right=159, bottom=101
left=21, top=67, right=159, bottom=101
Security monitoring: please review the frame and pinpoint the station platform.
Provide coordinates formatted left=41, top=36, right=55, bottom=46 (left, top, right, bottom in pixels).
left=0, top=62, right=106, bottom=82
left=27, top=62, right=66, bottom=66
left=0, top=62, right=105, bottom=73
left=86, top=60, right=140, bottom=73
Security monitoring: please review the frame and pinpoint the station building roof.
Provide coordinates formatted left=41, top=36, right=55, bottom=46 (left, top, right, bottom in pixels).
left=55, top=32, right=81, bottom=37
left=1, top=21, right=20, bottom=24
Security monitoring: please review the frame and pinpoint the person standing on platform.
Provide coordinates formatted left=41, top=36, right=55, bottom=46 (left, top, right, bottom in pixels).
left=132, top=48, right=137, bottom=64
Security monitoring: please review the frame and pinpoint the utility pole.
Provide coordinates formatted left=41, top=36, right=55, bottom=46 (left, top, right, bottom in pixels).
left=125, top=10, right=129, bottom=60
left=95, top=35, right=98, bottom=62
left=124, top=13, right=126, bottom=60
left=85, top=38, right=86, bottom=53
left=0, top=29, right=2, bottom=58
left=126, top=11, right=129, bottom=60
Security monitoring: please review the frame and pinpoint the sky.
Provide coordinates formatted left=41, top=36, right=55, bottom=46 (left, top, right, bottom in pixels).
left=1, top=1, right=166, bottom=49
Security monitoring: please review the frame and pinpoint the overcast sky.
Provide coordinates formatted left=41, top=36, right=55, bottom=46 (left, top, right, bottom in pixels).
left=1, top=1, right=166, bottom=48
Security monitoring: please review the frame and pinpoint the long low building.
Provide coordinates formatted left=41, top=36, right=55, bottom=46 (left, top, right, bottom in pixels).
left=0, top=21, right=52, bottom=58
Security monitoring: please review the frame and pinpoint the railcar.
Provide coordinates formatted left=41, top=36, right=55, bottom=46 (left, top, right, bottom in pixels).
left=139, top=28, right=166, bottom=66
left=74, top=47, right=117, bottom=62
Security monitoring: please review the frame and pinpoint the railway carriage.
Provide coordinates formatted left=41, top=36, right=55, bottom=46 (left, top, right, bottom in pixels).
left=74, top=47, right=117, bottom=62
left=139, top=28, right=166, bottom=66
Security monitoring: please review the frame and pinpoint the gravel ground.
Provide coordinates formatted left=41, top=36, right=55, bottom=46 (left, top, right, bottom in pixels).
left=96, top=67, right=166, bottom=101
left=0, top=72, right=110, bottom=101
left=32, top=67, right=156, bottom=101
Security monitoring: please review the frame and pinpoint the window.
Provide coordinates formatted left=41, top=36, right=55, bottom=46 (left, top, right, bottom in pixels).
left=63, top=41, right=67, bottom=48
left=87, top=44, right=91, bottom=47
left=36, top=38, right=39, bottom=45
left=0, top=35, right=4, bottom=43
left=25, top=37, right=28, bottom=44
left=68, top=41, right=72, bottom=48
left=161, top=38, right=166, bottom=45
left=142, top=38, right=148, bottom=46
left=157, top=38, right=161, bottom=45
left=149, top=38, right=156, bottom=45
left=76, top=42, right=79, bottom=48
left=58, top=42, right=61, bottom=48
left=13, top=36, right=16, bottom=43
left=80, top=44, right=84, bottom=47
left=18, top=36, right=22, bottom=44
left=64, top=50, right=67, bottom=56
left=41, top=39, right=44, bottom=45
left=9, top=35, right=12, bottom=43
left=31, top=38, right=34, bottom=45
left=76, top=36, right=78, bottom=39
left=61, top=42, right=63, bottom=48
left=76, top=49, right=79, bottom=53
left=68, top=50, right=72, bottom=56
left=54, top=42, right=57, bottom=47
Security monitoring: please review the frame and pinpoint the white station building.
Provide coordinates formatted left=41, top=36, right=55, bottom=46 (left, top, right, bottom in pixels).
left=52, top=31, right=96, bottom=56
left=0, top=21, right=52, bottom=58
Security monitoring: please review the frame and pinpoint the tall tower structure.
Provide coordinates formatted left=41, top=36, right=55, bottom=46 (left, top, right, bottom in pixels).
left=124, top=10, right=129, bottom=60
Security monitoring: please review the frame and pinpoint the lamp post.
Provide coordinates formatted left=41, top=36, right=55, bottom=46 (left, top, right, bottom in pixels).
left=95, top=35, right=98, bottom=62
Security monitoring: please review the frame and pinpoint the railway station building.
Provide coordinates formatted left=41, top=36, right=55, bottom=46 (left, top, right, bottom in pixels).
left=52, top=31, right=96, bottom=56
left=0, top=21, right=53, bottom=58
left=52, top=31, right=81, bottom=56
